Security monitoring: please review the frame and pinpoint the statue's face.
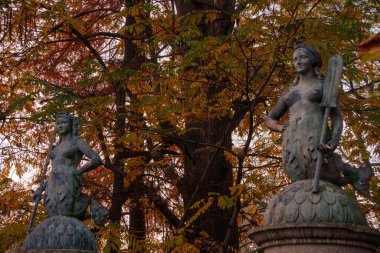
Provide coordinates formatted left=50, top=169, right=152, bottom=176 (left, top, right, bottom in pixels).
left=293, top=48, right=314, bottom=74
left=56, top=116, right=72, bottom=135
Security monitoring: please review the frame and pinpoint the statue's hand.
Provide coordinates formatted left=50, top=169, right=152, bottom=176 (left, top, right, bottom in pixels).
left=281, top=121, right=290, bottom=132
left=317, top=144, right=332, bottom=154
left=326, top=139, right=339, bottom=151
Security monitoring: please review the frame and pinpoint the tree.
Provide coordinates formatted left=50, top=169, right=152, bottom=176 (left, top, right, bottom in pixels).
left=0, top=0, right=379, bottom=252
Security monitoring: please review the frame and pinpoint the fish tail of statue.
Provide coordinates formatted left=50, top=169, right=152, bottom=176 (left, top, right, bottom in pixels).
left=312, top=55, right=343, bottom=193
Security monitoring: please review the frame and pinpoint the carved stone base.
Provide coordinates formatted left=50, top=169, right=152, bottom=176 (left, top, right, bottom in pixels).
left=24, top=250, right=96, bottom=253
left=249, top=222, right=380, bottom=253
left=22, top=216, right=97, bottom=253
left=263, top=180, right=368, bottom=226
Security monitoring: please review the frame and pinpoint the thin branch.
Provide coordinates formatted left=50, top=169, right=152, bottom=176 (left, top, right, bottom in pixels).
left=48, top=8, right=120, bottom=34
left=146, top=127, right=239, bottom=158
left=95, top=122, right=112, bottom=169
left=69, top=25, right=108, bottom=72
left=144, top=183, right=180, bottom=228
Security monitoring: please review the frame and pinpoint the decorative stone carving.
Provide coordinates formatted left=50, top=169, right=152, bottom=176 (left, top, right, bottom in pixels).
left=249, top=45, right=379, bottom=253
left=254, top=179, right=378, bottom=252
left=264, top=179, right=367, bottom=226
left=41, top=112, right=108, bottom=225
left=265, top=45, right=373, bottom=195
left=23, top=112, right=106, bottom=252
left=23, top=216, right=97, bottom=252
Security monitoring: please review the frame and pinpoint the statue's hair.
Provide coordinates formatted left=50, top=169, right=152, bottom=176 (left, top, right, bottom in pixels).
left=291, top=44, right=324, bottom=86
left=56, top=111, right=78, bottom=140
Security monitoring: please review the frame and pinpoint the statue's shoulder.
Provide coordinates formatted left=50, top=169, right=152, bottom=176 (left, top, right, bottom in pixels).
left=75, top=138, right=93, bottom=151
left=48, top=145, right=57, bottom=158
left=75, top=137, right=86, bottom=146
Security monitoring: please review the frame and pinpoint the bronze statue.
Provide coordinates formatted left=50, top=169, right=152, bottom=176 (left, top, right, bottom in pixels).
left=265, top=45, right=373, bottom=195
left=33, top=112, right=108, bottom=226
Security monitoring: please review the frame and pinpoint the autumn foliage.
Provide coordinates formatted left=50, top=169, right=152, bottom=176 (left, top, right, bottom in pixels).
left=0, top=0, right=379, bottom=252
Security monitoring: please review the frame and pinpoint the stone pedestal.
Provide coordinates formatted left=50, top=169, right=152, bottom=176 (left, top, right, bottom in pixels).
left=249, top=180, right=380, bottom=252
left=22, top=216, right=97, bottom=253
left=23, top=251, right=95, bottom=253
left=250, top=222, right=380, bottom=253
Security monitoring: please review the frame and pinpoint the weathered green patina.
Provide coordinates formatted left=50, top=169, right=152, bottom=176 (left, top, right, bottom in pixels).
left=265, top=45, right=373, bottom=196
left=23, top=112, right=108, bottom=252
left=264, top=179, right=367, bottom=225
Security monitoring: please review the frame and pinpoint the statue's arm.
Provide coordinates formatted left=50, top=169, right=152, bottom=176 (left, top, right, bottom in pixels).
left=328, top=106, right=343, bottom=151
left=265, top=95, right=289, bottom=133
left=77, top=139, right=102, bottom=175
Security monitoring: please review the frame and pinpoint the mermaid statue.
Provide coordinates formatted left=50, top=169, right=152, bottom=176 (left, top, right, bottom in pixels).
left=33, top=111, right=108, bottom=225
left=265, top=45, right=374, bottom=195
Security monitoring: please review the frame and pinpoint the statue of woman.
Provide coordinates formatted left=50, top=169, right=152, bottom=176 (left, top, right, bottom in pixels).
left=34, top=112, right=108, bottom=225
left=265, top=45, right=373, bottom=195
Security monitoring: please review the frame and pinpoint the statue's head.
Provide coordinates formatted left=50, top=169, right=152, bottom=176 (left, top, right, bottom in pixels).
left=56, top=111, right=78, bottom=137
left=293, top=44, right=322, bottom=68
left=292, top=44, right=323, bottom=85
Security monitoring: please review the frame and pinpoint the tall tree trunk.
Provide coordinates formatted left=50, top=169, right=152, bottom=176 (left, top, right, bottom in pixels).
left=107, top=80, right=127, bottom=253
left=128, top=179, right=147, bottom=253
left=175, top=0, right=239, bottom=250
left=180, top=118, right=238, bottom=248
left=107, top=1, right=147, bottom=252
left=123, top=0, right=147, bottom=251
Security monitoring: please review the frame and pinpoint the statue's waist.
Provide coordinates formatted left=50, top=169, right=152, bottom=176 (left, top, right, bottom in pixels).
left=51, top=164, right=77, bottom=174
left=289, top=114, right=323, bottom=125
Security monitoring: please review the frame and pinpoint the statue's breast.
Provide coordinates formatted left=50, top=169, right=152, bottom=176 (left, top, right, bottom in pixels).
left=305, top=86, right=322, bottom=103
left=285, top=85, right=322, bottom=106
left=50, top=143, right=78, bottom=160
left=285, top=89, right=301, bottom=107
